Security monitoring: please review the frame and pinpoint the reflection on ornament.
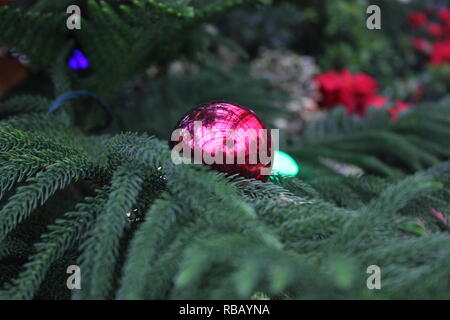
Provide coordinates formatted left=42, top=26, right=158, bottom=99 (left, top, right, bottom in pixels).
left=68, top=49, right=90, bottom=70
left=169, top=101, right=272, bottom=181
left=271, top=150, right=299, bottom=177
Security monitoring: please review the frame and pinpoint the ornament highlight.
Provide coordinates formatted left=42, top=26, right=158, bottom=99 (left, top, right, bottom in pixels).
left=169, top=101, right=275, bottom=181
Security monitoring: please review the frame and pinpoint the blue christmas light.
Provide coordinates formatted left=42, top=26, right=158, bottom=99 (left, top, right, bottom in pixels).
left=68, top=49, right=90, bottom=70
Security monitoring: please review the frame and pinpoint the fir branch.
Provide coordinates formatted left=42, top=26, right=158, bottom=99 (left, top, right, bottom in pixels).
left=0, top=157, right=91, bottom=242
left=0, top=95, right=50, bottom=119
left=116, top=195, right=180, bottom=299
left=0, top=6, right=66, bottom=69
left=366, top=174, right=443, bottom=216
left=75, top=164, right=144, bottom=299
left=0, top=236, right=31, bottom=261
left=0, top=192, right=108, bottom=300
left=171, top=233, right=337, bottom=299
left=110, top=133, right=282, bottom=248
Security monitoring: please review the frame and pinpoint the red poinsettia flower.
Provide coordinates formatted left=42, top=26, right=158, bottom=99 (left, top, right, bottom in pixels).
left=427, top=23, right=444, bottom=37
left=352, top=72, right=378, bottom=115
left=443, top=22, right=450, bottom=38
left=408, top=11, right=427, bottom=27
left=430, top=40, right=450, bottom=65
left=367, top=95, right=388, bottom=109
left=314, top=70, right=378, bottom=116
left=313, top=71, right=342, bottom=109
left=438, top=8, right=450, bottom=23
left=368, top=96, right=411, bottom=122
left=335, top=70, right=359, bottom=114
left=411, top=37, right=432, bottom=54
left=389, top=101, right=411, bottom=122
left=314, top=71, right=410, bottom=122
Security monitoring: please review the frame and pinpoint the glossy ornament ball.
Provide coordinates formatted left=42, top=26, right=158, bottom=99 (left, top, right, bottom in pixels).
left=169, top=101, right=273, bottom=181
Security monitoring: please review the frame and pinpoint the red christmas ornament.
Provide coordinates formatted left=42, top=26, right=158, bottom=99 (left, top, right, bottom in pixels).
left=169, top=101, right=273, bottom=181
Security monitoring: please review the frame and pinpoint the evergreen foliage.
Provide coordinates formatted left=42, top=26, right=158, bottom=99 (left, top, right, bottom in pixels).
left=296, top=101, right=450, bottom=179
left=0, top=0, right=449, bottom=300
left=1, top=0, right=269, bottom=97
left=0, top=104, right=449, bottom=299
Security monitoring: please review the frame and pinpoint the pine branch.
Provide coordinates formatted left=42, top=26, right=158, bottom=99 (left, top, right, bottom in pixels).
left=0, top=157, right=91, bottom=242
left=0, top=191, right=108, bottom=300
left=75, top=164, right=143, bottom=299
left=0, top=6, right=66, bottom=69
left=116, top=195, right=180, bottom=299
left=0, top=95, right=50, bottom=119
left=294, top=104, right=450, bottom=177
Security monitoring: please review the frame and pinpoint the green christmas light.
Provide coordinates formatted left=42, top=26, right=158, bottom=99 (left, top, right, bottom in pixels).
left=272, top=150, right=299, bottom=177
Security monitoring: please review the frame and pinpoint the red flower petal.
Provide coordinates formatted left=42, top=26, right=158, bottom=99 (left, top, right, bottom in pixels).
left=430, top=41, right=450, bottom=65
left=411, top=38, right=432, bottom=54
left=438, top=8, right=450, bottom=23
left=389, top=101, right=411, bottom=122
left=368, top=96, right=388, bottom=108
left=408, top=11, right=427, bottom=27
left=427, top=23, right=444, bottom=38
